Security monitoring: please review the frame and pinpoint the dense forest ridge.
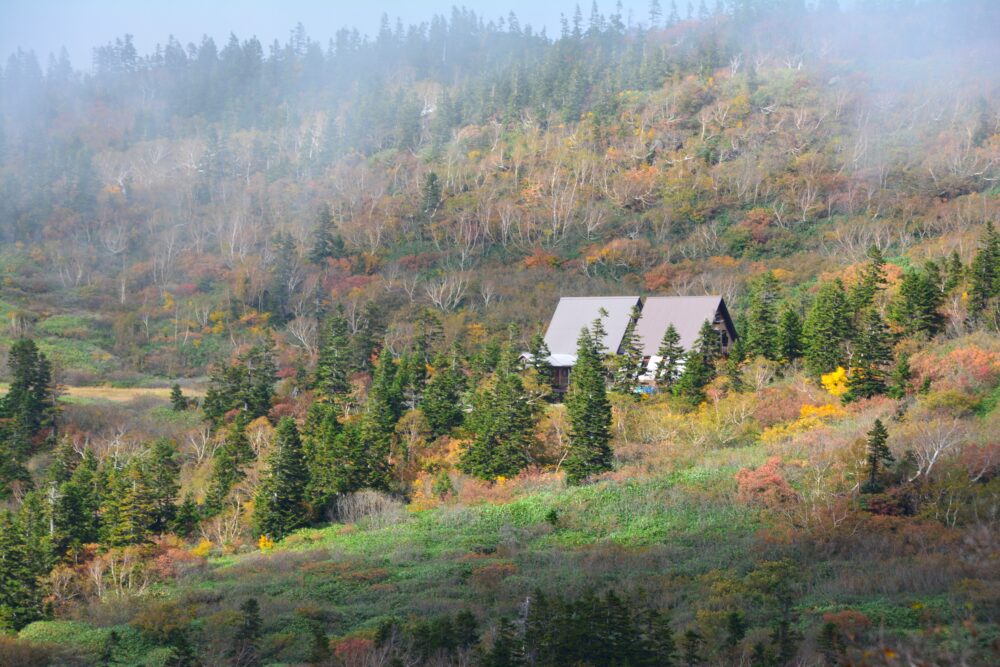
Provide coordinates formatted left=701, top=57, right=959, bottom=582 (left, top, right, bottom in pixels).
left=0, top=0, right=999, bottom=665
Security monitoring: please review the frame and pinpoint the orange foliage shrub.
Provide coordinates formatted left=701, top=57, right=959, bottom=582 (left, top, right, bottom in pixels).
left=334, top=637, right=376, bottom=667
left=910, top=343, right=1000, bottom=393
left=735, top=457, right=798, bottom=508
left=471, top=562, right=518, bottom=593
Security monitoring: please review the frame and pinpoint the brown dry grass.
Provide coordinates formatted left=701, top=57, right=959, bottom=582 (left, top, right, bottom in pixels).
left=59, top=385, right=205, bottom=402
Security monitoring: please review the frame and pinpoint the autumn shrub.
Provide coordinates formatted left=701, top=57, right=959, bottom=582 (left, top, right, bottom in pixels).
left=735, top=457, right=798, bottom=509
left=0, top=636, right=60, bottom=667
left=910, top=336, right=1000, bottom=394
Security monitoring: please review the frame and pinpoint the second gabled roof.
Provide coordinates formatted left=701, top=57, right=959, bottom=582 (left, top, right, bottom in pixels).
left=634, top=296, right=725, bottom=356
left=543, top=296, right=641, bottom=357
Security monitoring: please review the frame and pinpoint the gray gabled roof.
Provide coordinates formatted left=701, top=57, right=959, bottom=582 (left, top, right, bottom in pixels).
left=634, top=296, right=725, bottom=356
left=543, top=296, right=641, bottom=357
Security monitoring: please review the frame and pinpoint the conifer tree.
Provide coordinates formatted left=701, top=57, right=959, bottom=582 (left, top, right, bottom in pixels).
left=969, top=221, right=999, bottom=322
left=172, top=493, right=200, bottom=538
left=845, top=308, right=892, bottom=401
left=887, top=354, right=912, bottom=400
left=862, top=418, right=893, bottom=493
left=673, top=320, right=720, bottom=405
left=204, top=416, right=253, bottom=516
left=315, top=306, right=352, bottom=400
left=943, top=250, right=964, bottom=294
left=889, top=263, right=944, bottom=338
left=0, top=510, right=43, bottom=631
left=654, top=323, right=684, bottom=389
left=101, top=459, right=157, bottom=547
left=744, top=271, right=780, bottom=360
left=526, top=333, right=554, bottom=390
left=420, top=353, right=465, bottom=437
left=349, top=354, right=402, bottom=492
left=611, top=305, right=645, bottom=396
left=850, top=245, right=887, bottom=316
left=681, top=629, right=703, bottom=667
left=308, top=203, right=344, bottom=264
left=302, top=401, right=350, bottom=517
left=803, top=279, right=852, bottom=377
left=253, top=418, right=308, bottom=540
left=147, top=439, right=180, bottom=533
left=564, top=324, right=613, bottom=485
left=461, top=347, right=537, bottom=480
left=231, top=598, right=263, bottom=667
left=776, top=306, right=803, bottom=364
left=170, top=383, right=188, bottom=411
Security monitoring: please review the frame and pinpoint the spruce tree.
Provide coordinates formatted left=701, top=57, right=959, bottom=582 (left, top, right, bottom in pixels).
left=172, top=493, right=200, bottom=538
left=862, top=418, right=893, bottom=493
left=803, top=279, right=852, bottom=377
left=231, top=598, right=263, bottom=667
left=526, top=333, right=555, bottom=390
left=315, top=306, right=352, bottom=400
left=845, top=308, right=892, bottom=401
left=681, top=629, right=703, bottom=667
left=850, top=245, right=887, bottom=316
left=362, top=355, right=402, bottom=490
left=887, top=354, right=912, bottom=400
left=253, top=418, right=309, bottom=540
left=147, top=439, right=180, bottom=534
left=968, top=222, right=999, bottom=322
left=743, top=272, right=780, bottom=360
left=420, top=353, right=465, bottom=437
left=611, top=304, right=645, bottom=396
left=673, top=320, right=721, bottom=405
left=308, top=203, right=344, bottom=264
left=0, top=510, right=43, bottom=631
left=302, top=401, right=350, bottom=518
left=776, top=305, right=803, bottom=364
left=654, top=323, right=684, bottom=389
left=204, top=416, right=253, bottom=516
left=889, top=263, right=944, bottom=338
left=564, top=325, right=613, bottom=485
left=170, top=383, right=188, bottom=411
left=943, top=250, right=964, bottom=294
left=101, top=459, right=157, bottom=547
left=460, top=347, right=538, bottom=480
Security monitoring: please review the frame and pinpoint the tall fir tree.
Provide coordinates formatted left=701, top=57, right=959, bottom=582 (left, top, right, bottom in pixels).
left=170, top=383, right=188, bottom=411
left=230, top=598, right=263, bottom=667
left=302, top=401, right=350, bottom=518
left=564, top=324, right=613, bottom=485
left=803, top=279, right=852, bottom=377
left=204, top=416, right=253, bottom=516
left=968, top=222, right=1000, bottom=325
left=673, top=320, right=721, bottom=405
left=101, top=459, right=157, bottom=547
left=315, top=305, right=352, bottom=400
left=743, top=272, right=780, bottom=360
left=253, top=418, right=309, bottom=540
left=308, top=203, right=344, bottom=264
left=353, top=354, right=401, bottom=492
left=611, top=305, right=645, bottom=396
left=526, top=333, right=555, bottom=390
left=0, top=510, right=43, bottom=631
left=460, top=347, right=538, bottom=480
left=654, top=323, right=684, bottom=389
left=862, top=418, right=893, bottom=493
left=849, top=245, right=887, bottom=317
left=147, top=439, right=180, bottom=534
left=889, top=263, right=944, bottom=338
left=420, top=353, right=465, bottom=437
left=845, top=308, right=893, bottom=401
left=776, top=305, right=803, bottom=364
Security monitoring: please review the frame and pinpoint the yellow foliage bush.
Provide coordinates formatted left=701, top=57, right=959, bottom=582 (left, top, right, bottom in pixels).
left=799, top=403, right=847, bottom=420
left=821, top=367, right=849, bottom=397
left=258, top=534, right=275, bottom=552
left=190, top=539, right=212, bottom=558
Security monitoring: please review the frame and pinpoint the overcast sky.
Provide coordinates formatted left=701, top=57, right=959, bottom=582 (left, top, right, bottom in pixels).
left=1, top=0, right=653, bottom=70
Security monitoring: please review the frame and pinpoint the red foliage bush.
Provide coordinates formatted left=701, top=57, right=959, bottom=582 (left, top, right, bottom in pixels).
left=334, top=637, right=376, bottom=667
left=735, top=457, right=798, bottom=508
left=910, top=344, right=1000, bottom=393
